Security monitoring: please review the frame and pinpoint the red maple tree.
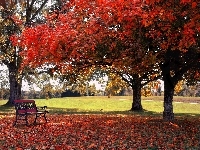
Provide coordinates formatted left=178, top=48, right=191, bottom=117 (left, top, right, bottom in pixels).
left=12, top=0, right=200, bottom=120
left=141, top=0, right=200, bottom=120
left=14, top=0, right=160, bottom=111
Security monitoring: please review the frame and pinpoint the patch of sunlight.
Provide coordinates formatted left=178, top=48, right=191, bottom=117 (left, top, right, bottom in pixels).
left=144, top=100, right=154, bottom=101
left=189, top=103, right=198, bottom=104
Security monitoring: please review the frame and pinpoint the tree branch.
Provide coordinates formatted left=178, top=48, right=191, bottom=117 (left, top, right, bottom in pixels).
left=30, top=0, right=48, bottom=21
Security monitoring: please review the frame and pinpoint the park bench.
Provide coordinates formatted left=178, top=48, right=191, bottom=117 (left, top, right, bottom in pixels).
left=13, top=100, right=49, bottom=126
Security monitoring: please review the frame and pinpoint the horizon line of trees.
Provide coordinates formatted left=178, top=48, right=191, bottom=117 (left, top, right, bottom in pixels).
left=1, top=79, right=200, bottom=100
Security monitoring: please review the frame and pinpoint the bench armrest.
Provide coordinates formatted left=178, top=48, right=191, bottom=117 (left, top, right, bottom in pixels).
left=40, top=106, right=47, bottom=110
left=37, top=106, right=49, bottom=113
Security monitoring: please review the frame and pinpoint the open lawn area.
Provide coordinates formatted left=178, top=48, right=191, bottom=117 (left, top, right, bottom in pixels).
left=0, top=96, right=200, bottom=149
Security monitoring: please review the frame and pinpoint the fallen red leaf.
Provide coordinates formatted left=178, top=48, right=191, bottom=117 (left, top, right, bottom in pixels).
left=0, top=114, right=199, bottom=149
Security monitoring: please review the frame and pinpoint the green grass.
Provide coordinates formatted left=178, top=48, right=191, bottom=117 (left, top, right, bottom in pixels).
left=0, top=96, right=200, bottom=117
left=1, top=96, right=199, bottom=149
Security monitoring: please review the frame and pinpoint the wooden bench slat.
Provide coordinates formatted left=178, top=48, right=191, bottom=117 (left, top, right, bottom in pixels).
left=17, top=109, right=37, bottom=113
left=15, top=99, right=35, bottom=101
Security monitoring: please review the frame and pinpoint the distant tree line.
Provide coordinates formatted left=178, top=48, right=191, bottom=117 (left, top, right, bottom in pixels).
left=1, top=80, right=199, bottom=100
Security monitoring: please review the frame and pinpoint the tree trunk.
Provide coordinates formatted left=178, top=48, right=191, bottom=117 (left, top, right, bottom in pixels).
left=130, top=74, right=143, bottom=111
left=2, top=1, right=50, bottom=106
left=163, top=76, right=175, bottom=121
left=6, top=62, right=21, bottom=106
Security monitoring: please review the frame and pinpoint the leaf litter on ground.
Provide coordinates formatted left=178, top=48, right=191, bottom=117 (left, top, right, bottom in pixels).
left=0, top=114, right=200, bottom=149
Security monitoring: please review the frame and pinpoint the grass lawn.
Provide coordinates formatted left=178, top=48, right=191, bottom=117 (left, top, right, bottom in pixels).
left=0, top=96, right=200, bottom=149
left=1, top=96, right=200, bottom=116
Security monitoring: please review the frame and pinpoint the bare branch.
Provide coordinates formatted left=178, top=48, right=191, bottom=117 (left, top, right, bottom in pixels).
left=29, top=0, right=48, bottom=23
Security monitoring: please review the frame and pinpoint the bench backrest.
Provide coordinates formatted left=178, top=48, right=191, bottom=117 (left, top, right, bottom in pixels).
left=14, top=100, right=37, bottom=113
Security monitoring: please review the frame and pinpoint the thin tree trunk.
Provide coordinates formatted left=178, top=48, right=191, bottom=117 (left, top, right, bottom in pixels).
left=130, top=74, right=143, bottom=111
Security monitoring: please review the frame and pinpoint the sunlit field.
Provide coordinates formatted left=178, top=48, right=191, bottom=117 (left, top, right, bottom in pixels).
left=1, top=96, right=200, bottom=116
left=1, top=96, right=200, bottom=149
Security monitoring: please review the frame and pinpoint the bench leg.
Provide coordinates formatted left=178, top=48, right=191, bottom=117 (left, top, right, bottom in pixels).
left=13, top=114, right=29, bottom=126
left=43, top=113, right=47, bottom=122
left=13, top=114, right=23, bottom=126
left=25, top=114, right=29, bottom=126
left=34, top=113, right=48, bottom=124
left=13, top=115, right=18, bottom=126
left=34, top=114, right=41, bottom=124
left=34, top=114, right=38, bottom=124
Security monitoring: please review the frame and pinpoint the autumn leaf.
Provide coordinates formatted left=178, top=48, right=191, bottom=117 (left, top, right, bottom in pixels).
left=0, top=114, right=200, bottom=149
left=192, top=2, right=197, bottom=8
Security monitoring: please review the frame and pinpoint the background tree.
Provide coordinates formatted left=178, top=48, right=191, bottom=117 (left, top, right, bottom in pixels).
left=105, top=73, right=129, bottom=97
left=13, top=0, right=162, bottom=111
left=143, top=0, right=200, bottom=120
left=0, top=0, right=61, bottom=105
left=0, top=65, right=9, bottom=99
left=88, top=0, right=162, bottom=110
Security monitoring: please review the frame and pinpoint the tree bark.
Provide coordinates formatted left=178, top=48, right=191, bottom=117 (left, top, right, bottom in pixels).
left=0, top=0, right=6, bottom=9
left=163, top=80, right=174, bottom=121
left=130, top=74, right=143, bottom=111
left=160, top=50, right=189, bottom=121
left=6, top=62, right=21, bottom=106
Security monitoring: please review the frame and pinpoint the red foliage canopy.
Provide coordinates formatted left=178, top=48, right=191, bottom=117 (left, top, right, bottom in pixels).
left=12, top=0, right=145, bottom=71
left=11, top=0, right=200, bottom=77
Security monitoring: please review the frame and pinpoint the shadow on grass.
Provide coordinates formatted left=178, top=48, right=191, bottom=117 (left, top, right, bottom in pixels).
left=46, top=107, right=161, bottom=116
left=0, top=105, right=14, bottom=115
left=46, top=107, right=200, bottom=118
left=1, top=105, right=200, bottom=119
